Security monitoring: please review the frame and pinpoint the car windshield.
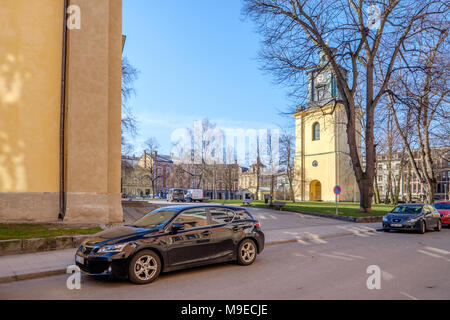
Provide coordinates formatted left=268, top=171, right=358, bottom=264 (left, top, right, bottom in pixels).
left=391, top=205, right=423, bottom=214
left=131, top=209, right=179, bottom=229
left=435, top=203, right=450, bottom=210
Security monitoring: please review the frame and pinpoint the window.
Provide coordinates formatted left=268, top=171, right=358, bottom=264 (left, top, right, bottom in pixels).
left=317, top=87, right=327, bottom=101
left=209, top=208, right=235, bottom=225
left=172, top=208, right=207, bottom=230
left=312, top=122, right=320, bottom=141
left=233, top=209, right=252, bottom=221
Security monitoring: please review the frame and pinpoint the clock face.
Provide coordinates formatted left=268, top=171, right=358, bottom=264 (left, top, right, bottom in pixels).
left=316, top=73, right=326, bottom=84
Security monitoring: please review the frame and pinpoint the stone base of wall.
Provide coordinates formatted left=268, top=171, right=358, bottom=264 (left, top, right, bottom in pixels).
left=0, top=192, right=123, bottom=223
left=0, top=192, right=59, bottom=222
left=64, top=192, right=123, bottom=223
left=0, top=235, right=92, bottom=256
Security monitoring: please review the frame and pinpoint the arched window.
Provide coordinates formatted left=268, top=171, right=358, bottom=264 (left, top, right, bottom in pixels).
left=312, top=122, right=320, bottom=141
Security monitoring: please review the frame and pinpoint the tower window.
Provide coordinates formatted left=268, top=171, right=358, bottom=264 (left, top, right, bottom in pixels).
left=312, top=122, right=320, bottom=141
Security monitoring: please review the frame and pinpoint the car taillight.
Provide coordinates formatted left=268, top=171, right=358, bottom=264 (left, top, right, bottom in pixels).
left=254, top=221, right=261, bottom=229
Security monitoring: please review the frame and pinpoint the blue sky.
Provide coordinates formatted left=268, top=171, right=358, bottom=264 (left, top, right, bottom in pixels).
left=122, top=0, right=295, bottom=156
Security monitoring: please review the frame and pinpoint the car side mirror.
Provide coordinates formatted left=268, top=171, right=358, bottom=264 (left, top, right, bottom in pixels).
left=171, top=223, right=185, bottom=233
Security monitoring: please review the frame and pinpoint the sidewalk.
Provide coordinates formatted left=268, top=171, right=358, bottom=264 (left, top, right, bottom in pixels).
left=0, top=222, right=382, bottom=284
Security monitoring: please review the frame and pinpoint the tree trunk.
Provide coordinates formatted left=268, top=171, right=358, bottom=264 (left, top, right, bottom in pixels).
left=374, top=165, right=381, bottom=204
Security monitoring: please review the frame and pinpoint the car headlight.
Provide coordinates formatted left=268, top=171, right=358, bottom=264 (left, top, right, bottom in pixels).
left=382, top=216, right=388, bottom=222
left=97, top=243, right=127, bottom=253
left=406, top=218, right=419, bottom=225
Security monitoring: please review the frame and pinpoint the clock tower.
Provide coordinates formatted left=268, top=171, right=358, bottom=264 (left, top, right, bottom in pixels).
left=307, top=48, right=346, bottom=105
left=293, top=49, right=360, bottom=202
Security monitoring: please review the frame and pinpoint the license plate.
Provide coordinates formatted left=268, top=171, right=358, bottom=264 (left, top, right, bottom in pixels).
left=391, top=223, right=402, bottom=227
left=75, top=255, right=84, bottom=264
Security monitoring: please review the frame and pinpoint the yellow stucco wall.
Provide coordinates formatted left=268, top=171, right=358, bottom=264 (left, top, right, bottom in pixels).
left=294, top=105, right=360, bottom=202
left=0, top=0, right=63, bottom=193
left=0, top=0, right=123, bottom=222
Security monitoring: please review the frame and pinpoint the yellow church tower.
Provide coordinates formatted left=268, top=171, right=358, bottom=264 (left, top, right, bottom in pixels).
left=293, top=50, right=360, bottom=202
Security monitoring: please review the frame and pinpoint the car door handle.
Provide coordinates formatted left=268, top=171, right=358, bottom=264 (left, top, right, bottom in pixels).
left=201, top=230, right=211, bottom=236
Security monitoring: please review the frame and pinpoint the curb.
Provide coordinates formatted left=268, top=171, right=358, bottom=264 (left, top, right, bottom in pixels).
left=0, top=228, right=383, bottom=284
left=282, top=209, right=383, bottom=223
left=0, top=269, right=67, bottom=284
left=0, top=235, right=92, bottom=257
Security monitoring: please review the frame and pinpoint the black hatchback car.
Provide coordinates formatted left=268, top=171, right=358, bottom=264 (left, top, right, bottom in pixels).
left=382, top=204, right=442, bottom=234
left=75, top=205, right=264, bottom=284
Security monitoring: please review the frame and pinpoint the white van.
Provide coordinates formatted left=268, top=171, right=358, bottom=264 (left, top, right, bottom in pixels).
left=185, top=189, right=204, bottom=202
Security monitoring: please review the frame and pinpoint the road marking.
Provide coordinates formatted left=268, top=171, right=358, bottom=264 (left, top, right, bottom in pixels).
left=336, top=226, right=373, bottom=237
left=294, top=237, right=309, bottom=245
left=292, top=253, right=307, bottom=257
left=303, top=232, right=328, bottom=244
left=332, top=251, right=366, bottom=260
left=319, top=253, right=354, bottom=261
left=417, top=249, right=442, bottom=258
left=283, top=231, right=299, bottom=235
left=400, top=292, right=419, bottom=300
left=417, top=249, right=450, bottom=262
left=381, top=270, right=395, bottom=281
left=424, top=246, right=450, bottom=255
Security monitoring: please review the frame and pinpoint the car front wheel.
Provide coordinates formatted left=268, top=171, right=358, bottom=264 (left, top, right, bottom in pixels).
left=128, top=250, right=161, bottom=285
left=418, top=221, right=426, bottom=234
left=435, top=220, right=442, bottom=232
left=237, top=239, right=257, bottom=266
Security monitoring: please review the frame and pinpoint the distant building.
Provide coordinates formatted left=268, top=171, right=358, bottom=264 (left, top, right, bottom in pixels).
left=373, top=146, right=450, bottom=202
left=121, top=153, right=242, bottom=199
left=238, top=163, right=290, bottom=201
left=121, top=151, right=174, bottom=197
left=138, top=151, right=174, bottom=196
left=169, top=162, right=240, bottom=200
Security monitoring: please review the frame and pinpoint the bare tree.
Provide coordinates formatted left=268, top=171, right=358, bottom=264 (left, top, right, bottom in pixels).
left=223, top=146, right=239, bottom=200
left=244, top=0, right=445, bottom=212
left=143, top=137, right=162, bottom=198
left=254, top=155, right=264, bottom=201
left=172, top=119, right=221, bottom=190
left=279, top=131, right=296, bottom=202
left=386, top=21, right=449, bottom=203
left=121, top=57, right=139, bottom=154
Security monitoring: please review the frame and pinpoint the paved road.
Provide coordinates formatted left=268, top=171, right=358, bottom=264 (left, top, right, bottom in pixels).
left=1, top=228, right=449, bottom=300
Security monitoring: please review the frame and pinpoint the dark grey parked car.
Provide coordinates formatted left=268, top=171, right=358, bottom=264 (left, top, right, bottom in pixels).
left=382, top=204, right=442, bottom=234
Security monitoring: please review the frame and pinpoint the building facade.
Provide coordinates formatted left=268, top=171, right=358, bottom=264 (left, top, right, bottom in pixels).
left=293, top=50, right=360, bottom=202
left=0, top=0, right=123, bottom=222
left=238, top=164, right=290, bottom=201
left=375, top=147, right=450, bottom=202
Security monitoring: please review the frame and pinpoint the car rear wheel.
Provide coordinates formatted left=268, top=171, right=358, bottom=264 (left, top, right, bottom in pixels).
left=435, top=220, right=442, bottom=232
left=418, top=221, right=426, bottom=234
left=128, top=250, right=161, bottom=285
left=237, top=239, right=257, bottom=266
